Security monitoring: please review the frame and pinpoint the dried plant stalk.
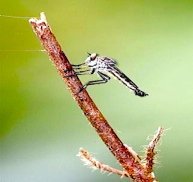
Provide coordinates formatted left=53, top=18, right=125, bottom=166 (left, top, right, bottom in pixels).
left=78, top=148, right=128, bottom=178
left=145, top=127, right=164, bottom=173
left=29, top=12, right=163, bottom=182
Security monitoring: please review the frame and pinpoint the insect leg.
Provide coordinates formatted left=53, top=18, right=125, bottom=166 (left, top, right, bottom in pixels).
left=78, top=72, right=111, bottom=93
left=63, top=62, right=86, bottom=73
left=71, top=63, right=86, bottom=67
left=63, top=69, right=91, bottom=78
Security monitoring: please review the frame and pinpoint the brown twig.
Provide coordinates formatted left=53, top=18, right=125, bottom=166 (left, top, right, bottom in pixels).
left=29, top=12, right=163, bottom=182
left=77, top=148, right=128, bottom=178
left=145, top=127, right=164, bottom=173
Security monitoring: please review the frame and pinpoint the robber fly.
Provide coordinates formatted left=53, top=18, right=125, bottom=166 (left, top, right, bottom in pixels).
left=67, top=53, right=148, bottom=97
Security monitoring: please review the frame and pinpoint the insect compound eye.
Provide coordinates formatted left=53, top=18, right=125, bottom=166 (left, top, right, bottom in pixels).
left=90, top=53, right=98, bottom=61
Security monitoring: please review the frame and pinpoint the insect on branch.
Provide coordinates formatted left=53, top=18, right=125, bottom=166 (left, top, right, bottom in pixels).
left=29, top=12, right=164, bottom=182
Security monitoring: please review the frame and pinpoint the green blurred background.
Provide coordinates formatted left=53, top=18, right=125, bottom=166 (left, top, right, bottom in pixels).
left=1, top=1, right=193, bottom=181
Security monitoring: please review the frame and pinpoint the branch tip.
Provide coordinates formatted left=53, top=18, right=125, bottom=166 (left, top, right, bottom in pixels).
left=144, top=127, right=164, bottom=173
left=77, top=148, right=128, bottom=178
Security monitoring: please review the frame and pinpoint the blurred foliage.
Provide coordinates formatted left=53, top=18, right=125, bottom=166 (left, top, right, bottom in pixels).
left=1, top=1, right=193, bottom=181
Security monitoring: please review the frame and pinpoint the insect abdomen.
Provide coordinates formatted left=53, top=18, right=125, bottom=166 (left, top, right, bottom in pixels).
left=109, top=67, right=148, bottom=97
left=134, top=89, right=148, bottom=97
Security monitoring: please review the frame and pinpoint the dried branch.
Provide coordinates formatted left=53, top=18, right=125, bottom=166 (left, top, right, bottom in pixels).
left=29, top=12, right=163, bottom=182
left=77, top=148, right=128, bottom=178
left=145, top=127, right=164, bottom=173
